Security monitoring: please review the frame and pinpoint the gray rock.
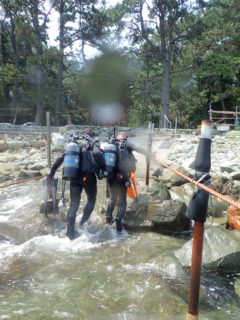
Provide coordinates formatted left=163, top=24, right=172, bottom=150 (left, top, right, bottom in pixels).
left=220, top=166, right=235, bottom=174
left=28, top=162, right=47, bottom=171
left=124, top=193, right=152, bottom=228
left=230, top=172, right=240, bottom=181
left=235, top=279, right=240, bottom=298
left=30, top=140, right=46, bottom=148
left=169, top=183, right=194, bottom=206
left=123, top=232, right=185, bottom=265
left=175, top=226, right=240, bottom=273
left=149, top=181, right=170, bottom=201
left=153, top=255, right=188, bottom=283
left=0, top=140, right=6, bottom=152
left=16, top=171, right=42, bottom=180
left=211, top=176, right=239, bottom=196
left=152, top=167, right=163, bottom=177
left=159, top=165, right=192, bottom=188
left=148, top=200, right=190, bottom=232
left=7, top=140, right=27, bottom=150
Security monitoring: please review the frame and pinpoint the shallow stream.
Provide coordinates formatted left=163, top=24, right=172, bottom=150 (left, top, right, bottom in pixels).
left=0, top=180, right=240, bottom=319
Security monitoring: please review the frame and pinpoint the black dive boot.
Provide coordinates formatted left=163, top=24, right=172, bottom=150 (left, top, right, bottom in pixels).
left=115, top=202, right=126, bottom=232
left=66, top=223, right=75, bottom=240
left=115, top=217, right=122, bottom=232
left=106, top=199, right=115, bottom=225
left=106, top=214, right=113, bottom=225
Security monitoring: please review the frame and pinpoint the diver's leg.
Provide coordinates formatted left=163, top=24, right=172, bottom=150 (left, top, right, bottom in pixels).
left=66, top=180, right=82, bottom=240
left=79, top=174, right=97, bottom=226
left=116, top=184, right=127, bottom=232
left=106, top=179, right=117, bottom=224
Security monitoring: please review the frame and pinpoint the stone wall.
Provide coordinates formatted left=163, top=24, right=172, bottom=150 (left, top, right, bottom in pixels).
left=0, top=123, right=201, bottom=140
left=0, top=124, right=146, bottom=142
left=0, top=123, right=60, bottom=137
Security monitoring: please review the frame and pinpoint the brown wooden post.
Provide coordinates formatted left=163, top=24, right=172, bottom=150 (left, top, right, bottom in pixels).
left=46, top=112, right=51, bottom=168
left=186, top=222, right=204, bottom=319
left=186, top=120, right=212, bottom=320
left=145, top=121, right=153, bottom=191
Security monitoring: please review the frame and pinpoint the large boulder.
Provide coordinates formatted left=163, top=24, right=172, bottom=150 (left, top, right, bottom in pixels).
left=124, top=193, right=152, bottom=229
left=175, top=226, right=240, bottom=273
left=149, top=181, right=170, bottom=201
left=159, top=165, right=192, bottom=188
left=147, top=200, right=190, bottom=232
left=124, top=196, right=190, bottom=233
left=170, top=183, right=230, bottom=218
left=211, top=175, right=240, bottom=196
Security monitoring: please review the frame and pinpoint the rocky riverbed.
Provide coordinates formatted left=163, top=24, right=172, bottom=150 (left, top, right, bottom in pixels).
left=1, top=125, right=240, bottom=306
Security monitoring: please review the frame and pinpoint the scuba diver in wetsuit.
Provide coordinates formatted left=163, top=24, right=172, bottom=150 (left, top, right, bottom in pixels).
left=47, top=128, right=107, bottom=240
left=104, top=132, right=148, bottom=232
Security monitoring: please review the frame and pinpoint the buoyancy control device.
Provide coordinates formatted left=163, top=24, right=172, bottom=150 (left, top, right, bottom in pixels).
left=104, top=141, right=117, bottom=174
left=62, top=135, right=81, bottom=180
left=117, top=140, right=136, bottom=174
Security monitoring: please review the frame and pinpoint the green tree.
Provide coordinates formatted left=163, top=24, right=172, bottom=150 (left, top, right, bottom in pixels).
left=116, top=0, right=201, bottom=127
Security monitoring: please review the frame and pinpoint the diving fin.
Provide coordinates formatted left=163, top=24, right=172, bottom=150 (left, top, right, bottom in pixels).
left=58, top=179, right=66, bottom=208
left=41, top=176, right=58, bottom=215
left=51, top=177, right=58, bottom=214
left=43, top=177, right=49, bottom=215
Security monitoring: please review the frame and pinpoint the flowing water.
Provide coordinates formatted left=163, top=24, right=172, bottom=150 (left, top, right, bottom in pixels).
left=0, top=180, right=240, bottom=320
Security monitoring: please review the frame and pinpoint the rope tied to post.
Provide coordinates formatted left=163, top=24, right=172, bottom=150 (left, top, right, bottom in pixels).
left=191, top=172, right=210, bottom=190
left=152, top=156, right=240, bottom=210
left=0, top=174, right=47, bottom=189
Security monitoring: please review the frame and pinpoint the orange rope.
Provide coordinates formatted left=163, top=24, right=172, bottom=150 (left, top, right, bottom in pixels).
left=153, top=157, right=240, bottom=210
left=0, top=174, right=47, bottom=188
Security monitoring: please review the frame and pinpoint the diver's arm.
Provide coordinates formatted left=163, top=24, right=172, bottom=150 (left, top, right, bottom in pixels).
left=49, top=154, right=64, bottom=175
left=126, top=142, right=148, bottom=156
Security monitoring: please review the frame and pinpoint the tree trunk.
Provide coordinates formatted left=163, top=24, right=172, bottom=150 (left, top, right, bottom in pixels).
left=34, top=65, right=44, bottom=125
left=11, top=80, right=18, bottom=123
left=159, top=12, right=171, bottom=129
left=31, top=3, right=44, bottom=126
left=0, top=22, right=10, bottom=119
left=55, top=57, right=63, bottom=126
left=217, top=79, right=226, bottom=112
left=9, top=16, right=20, bottom=123
left=160, top=58, right=171, bottom=128
left=55, top=0, right=65, bottom=126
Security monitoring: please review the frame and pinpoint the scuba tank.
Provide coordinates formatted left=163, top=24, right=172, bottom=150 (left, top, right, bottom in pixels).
left=62, top=134, right=81, bottom=180
left=103, top=139, right=117, bottom=174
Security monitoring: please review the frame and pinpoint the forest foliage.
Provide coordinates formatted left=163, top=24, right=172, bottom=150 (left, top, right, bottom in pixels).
left=0, top=0, right=239, bottom=128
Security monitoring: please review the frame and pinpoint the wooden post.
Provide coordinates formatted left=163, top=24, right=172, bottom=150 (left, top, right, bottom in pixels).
left=186, top=222, right=204, bottom=319
left=186, top=120, right=212, bottom=320
left=145, top=121, right=153, bottom=192
left=46, top=112, right=51, bottom=168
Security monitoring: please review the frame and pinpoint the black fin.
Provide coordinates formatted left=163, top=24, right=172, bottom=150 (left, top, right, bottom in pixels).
left=59, top=179, right=66, bottom=207
left=43, top=177, right=52, bottom=216
left=51, top=178, right=58, bottom=214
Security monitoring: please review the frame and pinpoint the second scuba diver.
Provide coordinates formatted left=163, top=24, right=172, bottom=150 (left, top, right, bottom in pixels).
left=47, top=128, right=107, bottom=240
left=104, top=131, right=148, bottom=232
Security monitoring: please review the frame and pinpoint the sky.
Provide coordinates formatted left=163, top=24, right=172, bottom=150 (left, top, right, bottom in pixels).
left=47, top=6, right=100, bottom=59
left=46, top=0, right=121, bottom=59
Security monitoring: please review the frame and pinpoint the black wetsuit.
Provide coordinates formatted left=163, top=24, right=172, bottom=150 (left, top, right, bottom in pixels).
left=49, top=138, right=106, bottom=240
left=106, top=141, right=147, bottom=232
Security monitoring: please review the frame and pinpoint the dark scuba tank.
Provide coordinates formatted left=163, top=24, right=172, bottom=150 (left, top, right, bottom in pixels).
left=62, top=136, right=81, bottom=180
left=104, top=142, right=117, bottom=174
